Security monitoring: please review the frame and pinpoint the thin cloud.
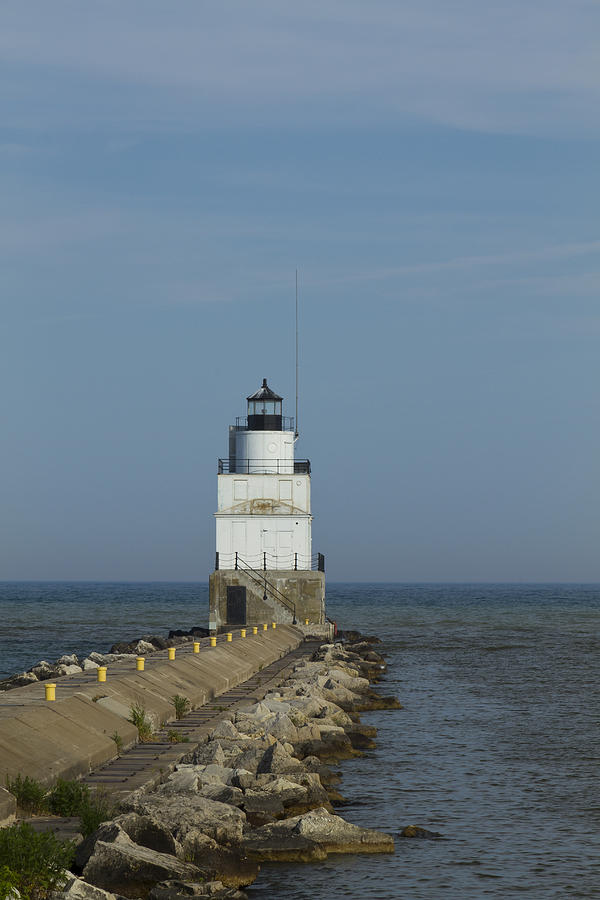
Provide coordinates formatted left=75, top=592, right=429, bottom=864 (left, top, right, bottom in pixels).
left=1, top=1, right=599, bottom=135
left=305, top=240, right=600, bottom=288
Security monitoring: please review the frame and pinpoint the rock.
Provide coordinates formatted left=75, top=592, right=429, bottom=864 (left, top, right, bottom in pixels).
left=116, top=813, right=180, bottom=856
left=148, top=636, right=170, bottom=651
left=56, top=654, right=80, bottom=667
left=179, top=831, right=258, bottom=888
left=238, top=790, right=285, bottom=826
left=198, top=764, right=235, bottom=786
left=51, top=873, right=120, bottom=900
left=109, top=641, right=134, bottom=654
left=88, top=651, right=137, bottom=665
left=210, top=720, right=243, bottom=741
left=31, top=661, right=58, bottom=681
left=81, top=658, right=100, bottom=670
left=345, top=723, right=378, bottom=750
left=243, top=807, right=394, bottom=862
left=185, top=741, right=227, bottom=768
left=0, top=671, right=38, bottom=689
left=56, top=663, right=83, bottom=676
left=149, top=881, right=247, bottom=899
left=256, top=741, right=303, bottom=775
left=82, top=827, right=205, bottom=898
left=263, top=713, right=299, bottom=744
left=340, top=631, right=381, bottom=644
left=135, top=794, right=247, bottom=845
left=230, top=747, right=265, bottom=775
left=159, top=767, right=202, bottom=794
left=355, top=693, right=403, bottom=711
left=75, top=822, right=129, bottom=870
left=198, top=784, right=244, bottom=806
left=399, top=825, right=443, bottom=839
left=295, top=730, right=359, bottom=762
left=135, top=640, right=157, bottom=655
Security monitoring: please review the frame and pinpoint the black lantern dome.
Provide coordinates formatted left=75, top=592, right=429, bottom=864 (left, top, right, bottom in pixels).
left=247, top=378, right=283, bottom=431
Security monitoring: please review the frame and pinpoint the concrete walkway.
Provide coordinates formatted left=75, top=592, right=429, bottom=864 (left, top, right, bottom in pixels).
left=0, top=625, right=306, bottom=797
left=21, top=638, right=320, bottom=841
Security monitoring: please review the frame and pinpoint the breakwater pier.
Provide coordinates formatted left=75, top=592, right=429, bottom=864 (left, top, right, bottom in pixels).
left=0, top=622, right=399, bottom=899
left=0, top=626, right=313, bottom=799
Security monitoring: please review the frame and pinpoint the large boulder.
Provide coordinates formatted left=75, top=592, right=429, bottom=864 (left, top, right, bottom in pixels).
left=0, top=670, right=38, bottom=690
left=262, top=713, right=299, bottom=744
left=81, top=658, right=100, bottom=671
left=31, top=660, right=57, bottom=681
left=116, top=813, right=180, bottom=856
left=134, top=794, right=246, bottom=845
left=81, top=826, right=205, bottom=899
left=149, top=880, right=246, bottom=899
left=255, top=741, right=303, bottom=776
left=243, top=807, right=394, bottom=861
left=56, top=663, right=83, bottom=676
left=56, top=654, right=80, bottom=667
left=51, top=873, right=121, bottom=900
left=179, top=830, right=259, bottom=888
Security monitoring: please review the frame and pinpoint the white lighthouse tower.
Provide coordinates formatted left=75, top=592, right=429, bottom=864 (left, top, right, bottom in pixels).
left=209, top=378, right=325, bottom=631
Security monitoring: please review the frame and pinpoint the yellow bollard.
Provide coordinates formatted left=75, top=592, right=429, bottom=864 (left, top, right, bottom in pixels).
left=226, top=632, right=233, bottom=642
left=136, top=657, right=145, bottom=671
left=193, top=641, right=200, bottom=653
left=97, top=666, right=107, bottom=683
left=168, top=647, right=176, bottom=660
left=304, top=618, right=309, bottom=626
left=240, top=628, right=246, bottom=638
left=272, top=622, right=277, bottom=629
left=210, top=636, right=217, bottom=647
left=252, top=626, right=258, bottom=635
left=263, top=623, right=268, bottom=631
left=44, top=683, right=56, bottom=701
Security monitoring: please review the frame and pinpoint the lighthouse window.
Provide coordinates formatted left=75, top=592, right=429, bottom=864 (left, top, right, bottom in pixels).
left=233, top=480, right=248, bottom=500
left=279, top=480, right=292, bottom=501
left=248, top=400, right=281, bottom=415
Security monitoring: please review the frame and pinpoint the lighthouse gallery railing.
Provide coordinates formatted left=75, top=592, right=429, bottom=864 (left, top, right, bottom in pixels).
left=218, top=458, right=311, bottom=475
left=216, top=551, right=325, bottom=572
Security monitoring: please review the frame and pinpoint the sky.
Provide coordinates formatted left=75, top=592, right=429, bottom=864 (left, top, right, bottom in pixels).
left=1, top=1, right=599, bottom=582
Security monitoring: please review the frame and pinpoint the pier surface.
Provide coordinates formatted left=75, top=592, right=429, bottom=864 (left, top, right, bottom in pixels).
left=0, top=625, right=321, bottom=821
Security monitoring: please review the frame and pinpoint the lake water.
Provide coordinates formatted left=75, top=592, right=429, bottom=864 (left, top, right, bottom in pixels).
left=1, top=581, right=598, bottom=898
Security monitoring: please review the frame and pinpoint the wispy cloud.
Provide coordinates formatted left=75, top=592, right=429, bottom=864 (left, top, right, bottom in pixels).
left=305, top=240, right=600, bottom=288
left=1, top=1, right=599, bottom=135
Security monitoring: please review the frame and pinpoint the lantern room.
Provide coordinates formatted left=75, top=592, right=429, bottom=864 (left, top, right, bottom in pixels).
left=247, top=379, right=283, bottom=431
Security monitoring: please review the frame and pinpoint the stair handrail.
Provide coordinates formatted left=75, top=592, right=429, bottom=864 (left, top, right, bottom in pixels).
left=235, top=553, right=297, bottom=624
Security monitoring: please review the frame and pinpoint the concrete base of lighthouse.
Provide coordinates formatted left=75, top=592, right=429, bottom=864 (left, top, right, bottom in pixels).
left=209, top=569, right=326, bottom=633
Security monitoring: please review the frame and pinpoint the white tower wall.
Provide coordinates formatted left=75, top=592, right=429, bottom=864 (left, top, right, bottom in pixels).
left=235, top=429, right=295, bottom=473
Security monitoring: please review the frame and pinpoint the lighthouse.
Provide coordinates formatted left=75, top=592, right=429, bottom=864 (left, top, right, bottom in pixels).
left=209, top=379, right=325, bottom=631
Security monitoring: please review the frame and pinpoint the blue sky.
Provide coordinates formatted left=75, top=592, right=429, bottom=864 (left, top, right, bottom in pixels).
left=1, top=1, right=599, bottom=581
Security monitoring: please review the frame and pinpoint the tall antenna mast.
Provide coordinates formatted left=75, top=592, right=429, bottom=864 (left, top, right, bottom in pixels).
left=295, top=268, right=299, bottom=440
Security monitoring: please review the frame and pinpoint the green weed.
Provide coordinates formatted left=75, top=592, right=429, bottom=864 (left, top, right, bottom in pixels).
left=0, top=822, right=74, bottom=900
left=47, top=778, right=90, bottom=817
left=171, top=694, right=191, bottom=720
left=5, top=774, right=47, bottom=815
left=79, top=790, right=117, bottom=838
left=111, top=731, right=124, bottom=755
left=129, top=702, right=153, bottom=742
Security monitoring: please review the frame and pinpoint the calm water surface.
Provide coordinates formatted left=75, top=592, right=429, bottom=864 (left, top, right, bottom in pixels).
left=0, top=582, right=598, bottom=898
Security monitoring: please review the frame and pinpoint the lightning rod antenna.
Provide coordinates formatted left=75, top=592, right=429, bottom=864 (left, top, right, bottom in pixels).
left=295, top=268, right=299, bottom=441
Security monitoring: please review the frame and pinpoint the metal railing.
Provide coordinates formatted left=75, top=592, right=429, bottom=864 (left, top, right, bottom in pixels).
left=234, top=554, right=297, bottom=623
left=218, top=458, right=311, bottom=475
left=216, top=551, right=325, bottom=572
left=234, top=416, right=295, bottom=431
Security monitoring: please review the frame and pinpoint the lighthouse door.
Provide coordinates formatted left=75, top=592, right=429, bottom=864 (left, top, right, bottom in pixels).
left=226, top=586, right=246, bottom=625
